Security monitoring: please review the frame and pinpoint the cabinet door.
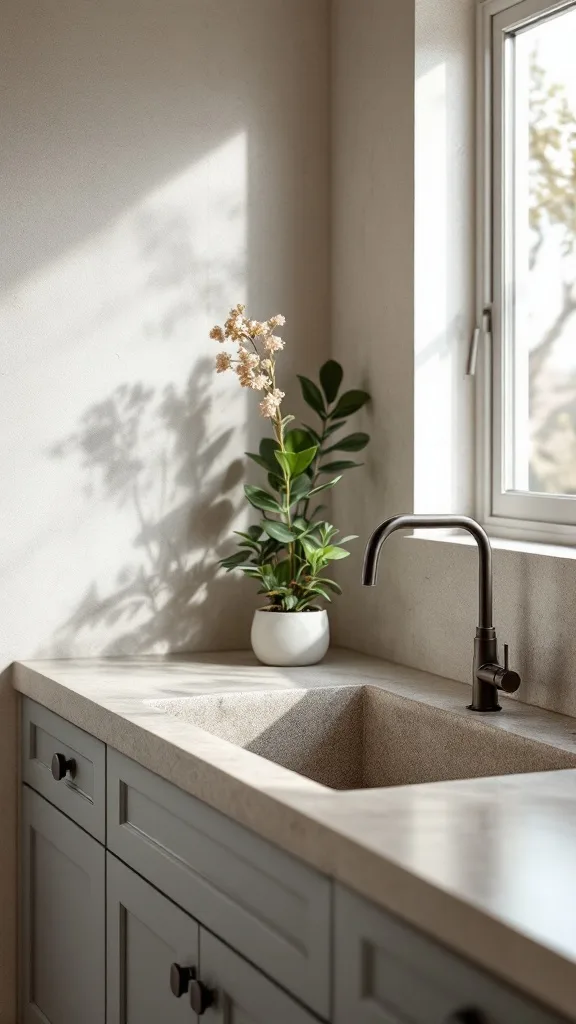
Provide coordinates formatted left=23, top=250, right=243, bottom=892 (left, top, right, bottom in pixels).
left=200, top=930, right=319, bottom=1024
left=21, top=785, right=105, bottom=1024
left=107, top=853, right=200, bottom=1024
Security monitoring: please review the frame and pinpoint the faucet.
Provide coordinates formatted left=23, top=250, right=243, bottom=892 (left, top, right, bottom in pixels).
left=362, top=514, right=521, bottom=712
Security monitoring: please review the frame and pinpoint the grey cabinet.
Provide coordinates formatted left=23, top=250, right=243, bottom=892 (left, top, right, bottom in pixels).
left=106, top=854, right=319, bottom=1024
left=334, top=884, right=567, bottom=1024
left=107, top=854, right=200, bottom=1024
left=19, top=700, right=572, bottom=1024
left=107, top=748, right=331, bottom=1018
left=200, top=929, right=319, bottom=1024
left=21, top=786, right=105, bottom=1024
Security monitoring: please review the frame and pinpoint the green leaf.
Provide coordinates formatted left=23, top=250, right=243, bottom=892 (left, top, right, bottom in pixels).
left=244, top=485, right=283, bottom=513
left=290, top=474, right=313, bottom=501
left=306, top=584, right=333, bottom=602
left=313, top=522, right=338, bottom=544
left=284, top=428, right=316, bottom=453
left=292, top=517, right=315, bottom=535
left=325, top=432, right=370, bottom=453
left=301, top=536, right=322, bottom=559
left=234, top=529, right=262, bottom=543
left=319, top=360, right=343, bottom=403
left=258, top=539, right=282, bottom=563
left=323, top=545, right=351, bottom=560
left=275, top=559, right=293, bottom=585
left=318, top=578, right=343, bottom=595
left=323, top=421, right=344, bottom=437
left=339, top=534, right=358, bottom=544
left=267, top=473, right=283, bottom=493
left=219, top=551, right=250, bottom=570
left=261, top=520, right=297, bottom=543
left=308, top=475, right=343, bottom=496
left=230, top=532, right=262, bottom=548
left=259, top=437, right=281, bottom=472
left=259, top=564, right=279, bottom=587
left=275, top=446, right=318, bottom=479
left=245, top=452, right=271, bottom=472
left=301, top=424, right=322, bottom=445
left=233, top=536, right=261, bottom=552
left=330, top=389, right=370, bottom=420
left=318, top=460, right=362, bottom=473
left=297, top=375, right=326, bottom=417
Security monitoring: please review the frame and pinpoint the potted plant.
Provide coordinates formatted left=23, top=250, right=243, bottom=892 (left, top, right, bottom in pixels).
left=212, top=304, right=371, bottom=666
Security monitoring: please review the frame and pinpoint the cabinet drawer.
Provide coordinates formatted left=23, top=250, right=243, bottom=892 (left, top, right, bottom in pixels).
left=334, top=885, right=568, bottom=1024
left=107, top=749, right=331, bottom=1019
left=22, top=698, right=106, bottom=841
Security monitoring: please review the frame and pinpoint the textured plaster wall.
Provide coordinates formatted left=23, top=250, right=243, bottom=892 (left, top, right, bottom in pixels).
left=330, top=0, right=416, bottom=674
left=0, top=1, right=330, bottom=1016
left=332, top=0, right=576, bottom=724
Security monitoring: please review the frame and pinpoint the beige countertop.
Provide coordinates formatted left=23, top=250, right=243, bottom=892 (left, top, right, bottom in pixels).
left=13, top=649, right=576, bottom=1021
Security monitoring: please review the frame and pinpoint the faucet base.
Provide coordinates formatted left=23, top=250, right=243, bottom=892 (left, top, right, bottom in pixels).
left=471, top=628, right=502, bottom=711
left=467, top=703, right=502, bottom=713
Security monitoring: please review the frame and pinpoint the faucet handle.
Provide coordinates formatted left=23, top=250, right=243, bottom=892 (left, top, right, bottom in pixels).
left=477, top=642, right=521, bottom=695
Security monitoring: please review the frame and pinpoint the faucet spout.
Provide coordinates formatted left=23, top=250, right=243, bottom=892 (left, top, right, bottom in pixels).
left=362, top=514, right=493, bottom=628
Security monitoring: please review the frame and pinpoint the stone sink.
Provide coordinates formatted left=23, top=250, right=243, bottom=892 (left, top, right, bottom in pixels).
left=149, top=685, right=576, bottom=790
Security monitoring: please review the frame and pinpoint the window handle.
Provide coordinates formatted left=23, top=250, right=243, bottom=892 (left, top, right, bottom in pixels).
left=466, top=307, right=492, bottom=377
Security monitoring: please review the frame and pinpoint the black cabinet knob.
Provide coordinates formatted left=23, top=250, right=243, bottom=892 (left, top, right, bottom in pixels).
left=51, top=752, right=76, bottom=781
left=170, top=963, right=196, bottom=998
left=445, top=1010, right=489, bottom=1024
left=189, top=979, right=214, bottom=1015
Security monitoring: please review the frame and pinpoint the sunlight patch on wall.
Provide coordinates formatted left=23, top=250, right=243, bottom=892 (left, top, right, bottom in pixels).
left=0, top=132, right=249, bottom=656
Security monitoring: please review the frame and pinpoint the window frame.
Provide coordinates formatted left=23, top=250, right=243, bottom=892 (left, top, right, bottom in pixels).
left=477, top=0, right=576, bottom=544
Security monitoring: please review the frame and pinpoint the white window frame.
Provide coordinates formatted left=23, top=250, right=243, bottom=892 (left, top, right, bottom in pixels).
left=477, top=0, right=576, bottom=544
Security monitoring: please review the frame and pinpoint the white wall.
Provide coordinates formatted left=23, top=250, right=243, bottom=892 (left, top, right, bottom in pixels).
left=0, top=2, right=330, bottom=1016
left=332, top=0, right=576, bottom=726
left=331, top=0, right=416, bottom=670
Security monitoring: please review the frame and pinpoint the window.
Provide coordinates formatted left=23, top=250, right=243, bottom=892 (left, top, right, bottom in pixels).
left=478, top=0, right=576, bottom=540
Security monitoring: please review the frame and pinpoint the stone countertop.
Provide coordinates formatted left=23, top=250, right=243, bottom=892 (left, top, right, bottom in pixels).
left=13, top=649, right=576, bottom=1021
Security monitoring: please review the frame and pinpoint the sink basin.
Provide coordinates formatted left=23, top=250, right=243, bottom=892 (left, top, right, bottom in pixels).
left=150, top=685, right=576, bottom=790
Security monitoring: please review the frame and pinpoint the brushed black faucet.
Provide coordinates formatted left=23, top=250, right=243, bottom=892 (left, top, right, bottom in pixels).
left=362, top=514, right=521, bottom=712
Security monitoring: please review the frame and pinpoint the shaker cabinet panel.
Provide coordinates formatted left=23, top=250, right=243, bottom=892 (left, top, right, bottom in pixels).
left=200, top=929, right=319, bottom=1024
left=334, top=884, right=569, bottom=1024
left=107, top=853, right=200, bottom=1024
left=107, top=748, right=331, bottom=1017
left=22, top=697, right=106, bottom=841
left=21, top=786, right=105, bottom=1024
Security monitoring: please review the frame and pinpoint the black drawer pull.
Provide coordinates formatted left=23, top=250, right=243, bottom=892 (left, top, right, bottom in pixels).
left=170, top=963, right=195, bottom=998
left=189, top=979, right=214, bottom=1015
left=51, top=752, right=76, bottom=781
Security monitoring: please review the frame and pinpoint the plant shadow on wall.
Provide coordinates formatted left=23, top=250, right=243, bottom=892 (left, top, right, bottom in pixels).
left=47, top=357, right=246, bottom=655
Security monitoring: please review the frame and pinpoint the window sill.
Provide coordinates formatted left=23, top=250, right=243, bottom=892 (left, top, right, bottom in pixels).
left=407, top=529, right=576, bottom=562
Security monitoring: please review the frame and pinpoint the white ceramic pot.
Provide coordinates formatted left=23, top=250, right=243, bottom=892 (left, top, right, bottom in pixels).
left=250, top=608, right=330, bottom=667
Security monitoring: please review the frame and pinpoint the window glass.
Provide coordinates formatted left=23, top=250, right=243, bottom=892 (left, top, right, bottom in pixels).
left=508, top=7, right=576, bottom=495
